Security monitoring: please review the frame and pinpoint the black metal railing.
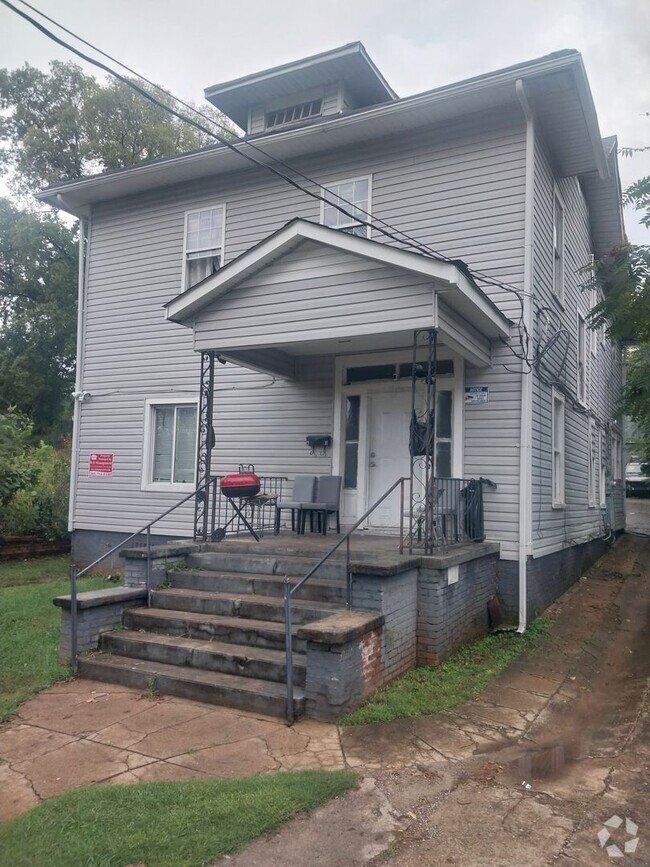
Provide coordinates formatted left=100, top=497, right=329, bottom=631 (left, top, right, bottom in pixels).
left=207, top=475, right=288, bottom=541
left=284, top=476, right=407, bottom=724
left=409, top=476, right=496, bottom=550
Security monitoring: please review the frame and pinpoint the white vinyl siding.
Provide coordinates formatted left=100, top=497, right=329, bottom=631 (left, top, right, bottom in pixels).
left=552, top=190, right=565, bottom=303
left=577, top=313, right=587, bottom=406
left=599, top=429, right=606, bottom=508
left=183, top=205, right=225, bottom=290
left=552, top=390, right=565, bottom=507
left=321, top=176, right=371, bottom=238
left=588, top=418, right=597, bottom=507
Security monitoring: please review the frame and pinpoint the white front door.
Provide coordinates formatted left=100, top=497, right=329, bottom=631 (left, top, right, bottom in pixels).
left=366, top=390, right=412, bottom=528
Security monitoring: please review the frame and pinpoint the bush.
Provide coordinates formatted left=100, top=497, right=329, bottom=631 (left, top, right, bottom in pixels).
left=0, top=412, right=70, bottom=541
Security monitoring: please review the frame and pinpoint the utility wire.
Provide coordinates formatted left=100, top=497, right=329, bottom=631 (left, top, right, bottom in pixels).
left=5, top=0, right=531, bottom=353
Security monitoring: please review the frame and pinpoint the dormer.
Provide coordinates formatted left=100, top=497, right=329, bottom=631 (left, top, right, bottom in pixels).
left=204, top=42, right=397, bottom=136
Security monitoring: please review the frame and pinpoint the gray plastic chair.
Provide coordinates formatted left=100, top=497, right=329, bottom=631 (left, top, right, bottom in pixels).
left=274, top=475, right=316, bottom=534
left=299, top=475, right=342, bottom=535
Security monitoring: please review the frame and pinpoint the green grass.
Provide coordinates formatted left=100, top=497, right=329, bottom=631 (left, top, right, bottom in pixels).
left=0, top=557, right=113, bottom=721
left=340, top=619, right=551, bottom=726
left=0, top=771, right=357, bottom=867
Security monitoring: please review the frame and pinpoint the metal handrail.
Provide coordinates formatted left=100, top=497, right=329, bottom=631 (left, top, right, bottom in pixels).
left=283, top=476, right=407, bottom=724
left=69, top=478, right=213, bottom=673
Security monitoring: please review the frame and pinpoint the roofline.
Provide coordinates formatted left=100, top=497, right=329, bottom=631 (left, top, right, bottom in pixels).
left=36, top=49, right=605, bottom=209
left=165, top=218, right=512, bottom=339
left=204, top=41, right=398, bottom=102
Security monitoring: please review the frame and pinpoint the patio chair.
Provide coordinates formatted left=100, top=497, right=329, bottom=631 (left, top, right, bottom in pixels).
left=299, top=475, right=342, bottom=535
left=274, top=475, right=316, bottom=534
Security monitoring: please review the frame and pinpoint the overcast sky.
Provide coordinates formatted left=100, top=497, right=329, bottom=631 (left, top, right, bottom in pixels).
left=1, top=0, right=648, bottom=242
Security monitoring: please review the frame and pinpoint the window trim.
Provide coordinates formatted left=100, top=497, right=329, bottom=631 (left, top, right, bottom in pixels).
left=576, top=312, right=588, bottom=407
left=141, top=397, right=199, bottom=493
left=551, top=388, right=566, bottom=508
left=612, top=432, right=623, bottom=481
left=182, top=203, right=226, bottom=291
left=320, top=174, right=372, bottom=240
left=588, top=418, right=597, bottom=508
left=552, top=188, right=565, bottom=304
left=599, top=429, right=607, bottom=508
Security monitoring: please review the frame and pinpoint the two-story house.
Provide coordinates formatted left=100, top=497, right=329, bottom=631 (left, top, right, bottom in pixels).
left=43, top=44, right=626, bottom=717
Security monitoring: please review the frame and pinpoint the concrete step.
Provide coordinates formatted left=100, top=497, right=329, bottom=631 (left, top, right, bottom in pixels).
left=150, top=587, right=342, bottom=625
left=100, top=630, right=305, bottom=686
left=187, top=551, right=347, bottom=581
left=78, top=653, right=303, bottom=718
left=123, top=607, right=307, bottom=652
left=168, top=568, right=347, bottom=603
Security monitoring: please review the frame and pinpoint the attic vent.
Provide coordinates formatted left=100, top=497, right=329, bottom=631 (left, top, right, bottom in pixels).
left=266, top=98, right=322, bottom=129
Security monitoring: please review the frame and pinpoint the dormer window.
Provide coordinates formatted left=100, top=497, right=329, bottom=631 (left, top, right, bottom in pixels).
left=321, top=176, right=371, bottom=238
left=266, top=98, right=322, bottom=130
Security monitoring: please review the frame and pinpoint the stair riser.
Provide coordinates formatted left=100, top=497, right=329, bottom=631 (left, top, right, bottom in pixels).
left=169, top=571, right=347, bottom=603
left=100, top=634, right=305, bottom=686
left=150, top=590, right=332, bottom=625
left=187, top=552, right=347, bottom=581
left=78, top=658, right=302, bottom=718
left=123, top=610, right=306, bottom=653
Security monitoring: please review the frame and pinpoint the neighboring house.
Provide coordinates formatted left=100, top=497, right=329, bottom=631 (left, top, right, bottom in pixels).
left=41, top=43, right=625, bottom=632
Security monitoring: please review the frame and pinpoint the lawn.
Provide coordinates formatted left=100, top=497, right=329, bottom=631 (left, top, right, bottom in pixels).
left=0, top=771, right=357, bottom=867
left=0, top=556, right=111, bottom=721
left=340, top=619, right=550, bottom=726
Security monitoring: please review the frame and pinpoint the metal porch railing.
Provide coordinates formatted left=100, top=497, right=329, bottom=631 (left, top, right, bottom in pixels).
left=207, top=474, right=288, bottom=540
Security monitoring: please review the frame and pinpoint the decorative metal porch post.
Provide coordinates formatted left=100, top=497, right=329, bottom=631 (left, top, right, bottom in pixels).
left=408, top=328, right=437, bottom=554
left=194, top=351, right=215, bottom=541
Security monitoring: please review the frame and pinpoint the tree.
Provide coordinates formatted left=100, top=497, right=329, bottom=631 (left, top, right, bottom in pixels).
left=0, top=60, right=235, bottom=194
left=0, top=198, right=78, bottom=441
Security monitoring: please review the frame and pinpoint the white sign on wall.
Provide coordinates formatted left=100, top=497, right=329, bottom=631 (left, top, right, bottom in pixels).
left=464, top=386, right=489, bottom=405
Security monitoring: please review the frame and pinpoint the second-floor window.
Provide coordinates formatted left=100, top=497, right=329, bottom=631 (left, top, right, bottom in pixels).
left=552, top=389, right=565, bottom=507
left=184, top=205, right=225, bottom=290
left=552, top=192, right=565, bottom=302
left=321, top=176, right=371, bottom=239
left=577, top=313, right=587, bottom=405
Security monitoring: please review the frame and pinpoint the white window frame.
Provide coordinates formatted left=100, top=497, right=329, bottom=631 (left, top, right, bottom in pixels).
left=612, top=432, right=623, bottom=481
left=588, top=418, right=597, bottom=507
left=142, top=397, right=199, bottom=493
left=551, top=389, right=565, bottom=508
left=182, top=203, right=226, bottom=291
left=599, top=429, right=607, bottom=507
left=320, top=175, right=372, bottom=239
left=590, top=281, right=599, bottom=357
left=577, top=312, right=587, bottom=406
left=552, top=188, right=565, bottom=304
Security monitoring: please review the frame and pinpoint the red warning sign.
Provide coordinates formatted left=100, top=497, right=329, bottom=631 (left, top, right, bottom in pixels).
left=89, top=453, right=113, bottom=477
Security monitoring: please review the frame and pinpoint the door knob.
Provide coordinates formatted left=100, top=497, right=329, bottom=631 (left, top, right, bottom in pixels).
left=369, top=461, right=376, bottom=467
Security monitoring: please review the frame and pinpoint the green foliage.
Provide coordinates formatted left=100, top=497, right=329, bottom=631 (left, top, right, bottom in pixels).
left=0, top=410, right=70, bottom=540
left=624, top=344, right=650, bottom=466
left=0, top=568, right=108, bottom=721
left=0, top=198, right=77, bottom=441
left=0, top=771, right=356, bottom=866
left=0, top=60, right=237, bottom=194
left=340, top=619, right=550, bottom=726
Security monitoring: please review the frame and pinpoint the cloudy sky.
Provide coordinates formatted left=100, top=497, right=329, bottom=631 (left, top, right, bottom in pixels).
left=1, top=0, right=648, bottom=241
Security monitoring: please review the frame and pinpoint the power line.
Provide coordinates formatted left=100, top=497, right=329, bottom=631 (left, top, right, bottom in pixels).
left=4, top=0, right=531, bottom=354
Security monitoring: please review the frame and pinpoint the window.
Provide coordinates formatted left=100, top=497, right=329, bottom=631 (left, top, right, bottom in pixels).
left=344, top=396, right=360, bottom=489
left=552, top=390, right=565, bottom=507
left=183, top=205, right=225, bottom=290
left=435, top=390, right=453, bottom=477
left=552, top=192, right=565, bottom=302
left=577, top=313, right=587, bottom=405
left=588, top=419, right=598, bottom=507
left=599, top=430, right=606, bottom=507
left=321, top=177, right=371, bottom=239
left=345, top=359, right=453, bottom=385
left=612, top=432, right=623, bottom=481
left=143, top=400, right=198, bottom=490
left=266, top=99, right=322, bottom=129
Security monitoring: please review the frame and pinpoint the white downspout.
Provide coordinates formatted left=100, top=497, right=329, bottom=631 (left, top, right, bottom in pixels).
left=68, top=214, right=88, bottom=532
left=516, top=79, right=534, bottom=633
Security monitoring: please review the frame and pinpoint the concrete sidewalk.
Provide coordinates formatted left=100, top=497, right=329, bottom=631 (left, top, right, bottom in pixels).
left=1, top=531, right=648, bottom=867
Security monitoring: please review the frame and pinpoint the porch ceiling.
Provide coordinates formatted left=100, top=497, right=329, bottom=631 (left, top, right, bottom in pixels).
left=165, top=220, right=511, bottom=371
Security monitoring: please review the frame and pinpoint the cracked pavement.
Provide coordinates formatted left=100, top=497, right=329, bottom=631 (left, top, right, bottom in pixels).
left=1, top=513, right=648, bottom=867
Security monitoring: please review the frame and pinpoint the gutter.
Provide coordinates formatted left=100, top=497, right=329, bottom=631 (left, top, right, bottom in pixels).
left=515, top=79, right=535, bottom=634
left=68, top=216, right=90, bottom=532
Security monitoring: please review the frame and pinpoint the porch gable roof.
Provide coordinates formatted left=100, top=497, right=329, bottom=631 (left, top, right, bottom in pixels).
left=165, top=219, right=511, bottom=341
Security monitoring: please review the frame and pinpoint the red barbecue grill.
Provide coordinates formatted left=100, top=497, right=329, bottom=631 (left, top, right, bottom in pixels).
left=216, top=465, right=263, bottom=541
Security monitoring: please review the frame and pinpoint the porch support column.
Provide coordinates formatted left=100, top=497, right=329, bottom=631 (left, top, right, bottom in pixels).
left=194, top=350, right=215, bottom=541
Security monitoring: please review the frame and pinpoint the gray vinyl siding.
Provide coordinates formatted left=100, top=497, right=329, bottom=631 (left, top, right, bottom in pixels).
left=75, top=105, right=527, bottom=540
left=530, top=136, right=624, bottom=559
